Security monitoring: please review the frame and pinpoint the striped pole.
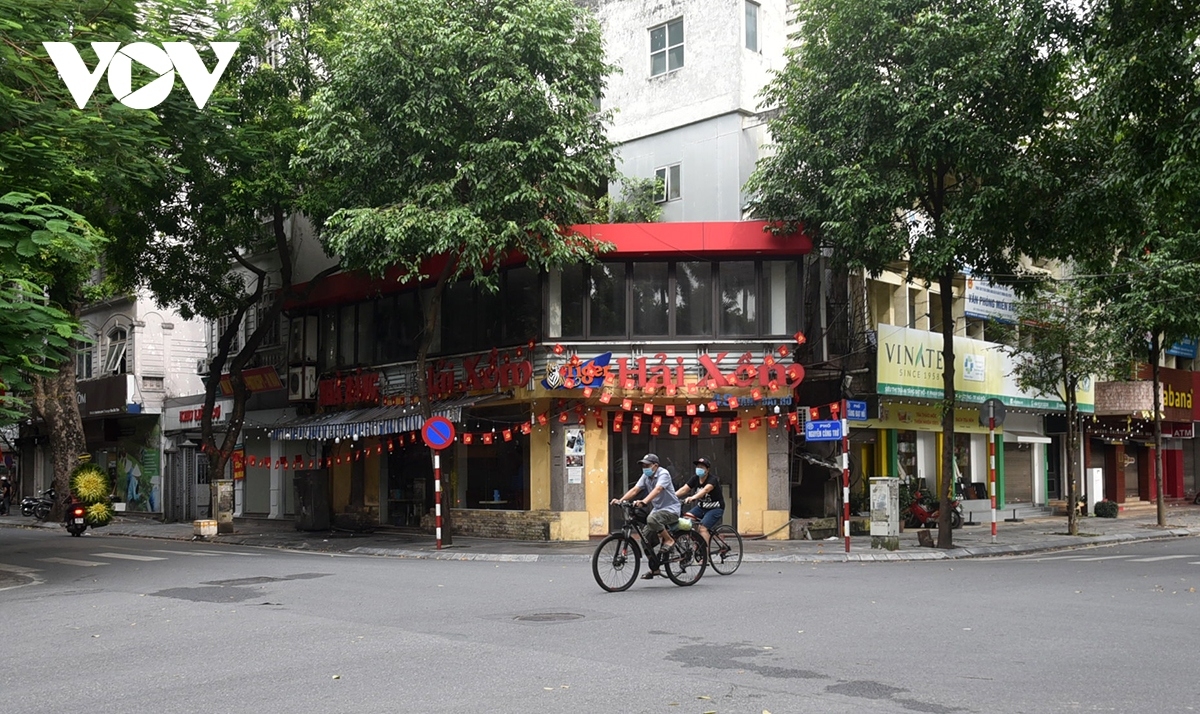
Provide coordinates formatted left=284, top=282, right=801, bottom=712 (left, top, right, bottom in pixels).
left=434, top=452, right=443, bottom=550
left=989, top=403, right=997, bottom=543
left=842, top=399, right=851, bottom=553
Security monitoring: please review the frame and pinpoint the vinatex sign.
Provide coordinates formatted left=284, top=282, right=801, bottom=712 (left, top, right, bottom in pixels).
left=875, top=324, right=1095, bottom=412
left=43, top=42, right=239, bottom=109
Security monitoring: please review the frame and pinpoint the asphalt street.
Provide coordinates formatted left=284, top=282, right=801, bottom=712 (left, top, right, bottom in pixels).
left=2, top=528, right=1199, bottom=714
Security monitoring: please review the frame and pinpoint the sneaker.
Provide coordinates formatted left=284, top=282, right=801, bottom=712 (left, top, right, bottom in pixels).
left=641, top=571, right=661, bottom=580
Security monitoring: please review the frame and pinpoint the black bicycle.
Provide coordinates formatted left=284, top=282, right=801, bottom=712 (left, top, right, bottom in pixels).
left=592, top=502, right=707, bottom=592
left=702, top=522, right=743, bottom=576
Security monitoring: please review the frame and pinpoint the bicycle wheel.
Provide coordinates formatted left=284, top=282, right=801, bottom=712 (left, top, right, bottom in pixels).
left=592, top=534, right=641, bottom=592
left=664, top=531, right=707, bottom=586
left=708, top=524, right=743, bottom=575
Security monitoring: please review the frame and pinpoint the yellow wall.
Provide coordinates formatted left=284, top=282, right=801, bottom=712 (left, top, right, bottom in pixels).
left=550, top=512, right=589, bottom=540
left=585, top=414, right=609, bottom=536
left=529, top=423, right=551, bottom=510
left=736, top=409, right=769, bottom=537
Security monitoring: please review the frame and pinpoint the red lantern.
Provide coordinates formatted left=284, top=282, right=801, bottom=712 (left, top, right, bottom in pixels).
left=668, top=424, right=679, bottom=436
left=809, top=407, right=820, bottom=421
left=388, top=440, right=395, bottom=453
left=691, top=419, right=701, bottom=435
left=553, top=343, right=565, bottom=355
left=482, top=432, right=493, bottom=445
left=464, top=433, right=474, bottom=445
left=502, top=429, right=513, bottom=442
left=710, top=418, right=722, bottom=434
left=631, top=414, right=642, bottom=434
left=768, top=415, right=779, bottom=428
left=564, top=377, right=576, bottom=389
left=520, top=422, right=531, bottom=434
left=830, top=402, right=841, bottom=419
left=749, top=418, right=761, bottom=431
left=537, top=412, right=549, bottom=425
left=652, top=415, right=662, bottom=427
left=665, top=405, right=676, bottom=417
left=599, top=391, right=613, bottom=404
left=583, top=386, right=593, bottom=398
left=595, top=416, right=604, bottom=428
left=788, top=412, right=800, bottom=425
left=623, top=378, right=635, bottom=390
left=604, top=374, right=616, bottom=386
left=688, top=383, right=699, bottom=395
left=708, top=400, right=719, bottom=412
left=558, top=411, right=569, bottom=423
left=727, top=397, right=739, bottom=409
left=642, top=403, right=653, bottom=415
left=665, top=386, right=676, bottom=397
left=729, top=419, right=740, bottom=434
left=621, top=398, right=633, bottom=411
left=686, top=404, right=697, bottom=416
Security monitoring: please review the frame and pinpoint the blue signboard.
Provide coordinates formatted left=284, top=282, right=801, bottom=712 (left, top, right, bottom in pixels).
left=846, top=400, right=868, bottom=421
left=1166, top=338, right=1198, bottom=359
left=804, top=420, right=844, bottom=442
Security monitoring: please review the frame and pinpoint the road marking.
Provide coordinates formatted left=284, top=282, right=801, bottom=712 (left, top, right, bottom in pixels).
left=92, top=552, right=168, bottom=562
left=0, top=562, right=42, bottom=574
left=1073, top=555, right=1134, bottom=561
left=150, top=549, right=225, bottom=557
left=40, top=557, right=109, bottom=567
left=1128, top=555, right=1193, bottom=563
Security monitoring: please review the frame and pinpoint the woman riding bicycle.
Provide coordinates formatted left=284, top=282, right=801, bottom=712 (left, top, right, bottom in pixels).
left=675, top=457, right=724, bottom=545
left=610, top=453, right=680, bottom=580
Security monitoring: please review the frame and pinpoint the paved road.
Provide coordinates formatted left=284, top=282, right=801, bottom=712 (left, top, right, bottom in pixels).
left=2, top=528, right=1198, bottom=714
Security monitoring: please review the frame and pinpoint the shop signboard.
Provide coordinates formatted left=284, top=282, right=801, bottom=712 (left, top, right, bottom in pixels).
left=217, top=365, right=284, bottom=397
left=163, top=399, right=232, bottom=431
left=963, top=273, right=1017, bottom=323
left=76, top=374, right=133, bottom=418
left=866, top=402, right=1000, bottom=435
left=876, top=324, right=1095, bottom=412
left=1166, top=338, right=1197, bottom=359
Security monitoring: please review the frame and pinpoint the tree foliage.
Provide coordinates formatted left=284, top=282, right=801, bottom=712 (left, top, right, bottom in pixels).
left=1069, top=0, right=1200, bottom=525
left=106, top=0, right=343, bottom=480
left=301, top=0, right=616, bottom=396
left=748, top=0, right=1072, bottom=547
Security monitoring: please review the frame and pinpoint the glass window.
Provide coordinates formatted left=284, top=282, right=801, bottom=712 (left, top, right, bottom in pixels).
left=505, top=266, right=541, bottom=345
left=719, top=262, right=757, bottom=336
left=631, top=262, right=669, bottom=336
left=556, top=265, right=585, bottom=339
left=653, top=164, right=681, bottom=202
left=590, top=263, right=627, bottom=337
left=320, top=307, right=337, bottom=372
left=675, top=262, right=712, bottom=336
left=441, top=279, right=475, bottom=354
left=478, top=281, right=503, bottom=348
left=338, top=304, right=357, bottom=366
left=357, top=301, right=376, bottom=365
left=745, top=1, right=759, bottom=51
left=650, top=18, right=684, bottom=76
left=76, top=345, right=93, bottom=380
left=103, top=327, right=127, bottom=374
left=763, top=261, right=799, bottom=335
left=373, top=296, right=397, bottom=363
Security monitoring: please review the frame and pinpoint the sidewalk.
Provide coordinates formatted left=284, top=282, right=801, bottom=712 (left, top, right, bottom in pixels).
left=3, top=504, right=1200, bottom=563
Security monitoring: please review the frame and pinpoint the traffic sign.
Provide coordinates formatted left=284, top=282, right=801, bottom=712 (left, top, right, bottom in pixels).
left=977, top=398, right=1006, bottom=427
left=422, top=416, right=456, bottom=450
left=846, top=400, right=868, bottom=421
left=804, top=419, right=844, bottom=442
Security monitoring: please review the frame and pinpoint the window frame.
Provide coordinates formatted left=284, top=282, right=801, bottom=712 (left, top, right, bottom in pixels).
left=653, top=163, right=681, bottom=203
left=745, top=1, right=760, bottom=52
left=649, top=18, right=684, bottom=77
left=103, top=326, right=128, bottom=374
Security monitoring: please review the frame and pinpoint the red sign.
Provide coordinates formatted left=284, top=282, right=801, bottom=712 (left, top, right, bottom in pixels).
left=425, top=353, right=533, bottom=396
left=179, top=404, right=221, bottom=424
left=218, top=366, right=285, bottom=397
left=422, top=417, right=456, bottom=450
left=232, top=448, right=245, bottom=480
left=544, top=351, right=804, bottom=394
left=318, top=372, right=381, bottom=407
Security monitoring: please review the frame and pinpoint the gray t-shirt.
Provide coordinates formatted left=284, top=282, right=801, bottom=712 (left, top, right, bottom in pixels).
left=635, top=466, right=681, bottom=514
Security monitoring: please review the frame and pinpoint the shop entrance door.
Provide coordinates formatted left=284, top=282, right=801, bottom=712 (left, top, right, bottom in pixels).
left=607, top=424, right=737, bottom=530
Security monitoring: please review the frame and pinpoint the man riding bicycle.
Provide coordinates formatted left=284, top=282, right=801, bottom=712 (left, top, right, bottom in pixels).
left=611, top=453, right=680, bottom=580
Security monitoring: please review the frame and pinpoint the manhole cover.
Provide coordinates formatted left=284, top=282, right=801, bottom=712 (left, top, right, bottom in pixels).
left=514, top=612, right=584, bottom=623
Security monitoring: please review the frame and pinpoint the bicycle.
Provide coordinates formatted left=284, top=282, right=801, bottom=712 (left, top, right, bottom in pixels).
left=699, top=521, right=743, bottom=576
left=592, top=501, right=707, bottom=592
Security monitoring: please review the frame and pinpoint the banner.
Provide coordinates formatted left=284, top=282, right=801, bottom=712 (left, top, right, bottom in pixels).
left=876, top=324, right=1094, bottom=412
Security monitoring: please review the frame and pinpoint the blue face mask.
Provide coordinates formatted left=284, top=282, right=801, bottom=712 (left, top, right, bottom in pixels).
left=642, top=467, right=654, bottom=477
left=695, top=468, right=707, bottom=477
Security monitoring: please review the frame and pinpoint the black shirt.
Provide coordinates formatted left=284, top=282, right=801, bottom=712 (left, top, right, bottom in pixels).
left=684, top=472, right=724, bottom=510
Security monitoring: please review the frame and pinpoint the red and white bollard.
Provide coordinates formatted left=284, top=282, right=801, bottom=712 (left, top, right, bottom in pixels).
left=842, top=399, right=851, bottom=553
left=989, top=406, right=997, bottom=543
left=434, top=452, right=443, bottom=550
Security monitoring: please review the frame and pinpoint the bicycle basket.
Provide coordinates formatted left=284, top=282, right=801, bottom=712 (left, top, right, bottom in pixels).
left=629, top=504, right=650, bottom=524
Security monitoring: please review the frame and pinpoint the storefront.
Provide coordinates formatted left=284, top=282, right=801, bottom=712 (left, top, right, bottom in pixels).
left=869, top=324, right=1094, bottom=509
left=162, top=397, right=231, bottom=521
left=77, top=374, right=164, bottom=515
left=1092, top=364, right=1193, bottom=502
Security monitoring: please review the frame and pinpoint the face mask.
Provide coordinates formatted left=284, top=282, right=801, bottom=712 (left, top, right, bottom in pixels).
left=695, top=468, right=706, bottom=477
left=642, top=467, right=654, bottom=477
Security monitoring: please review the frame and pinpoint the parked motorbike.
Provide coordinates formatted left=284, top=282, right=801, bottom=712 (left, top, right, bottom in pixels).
left=65, top=500, right=88, bottom=536
left=904, top=490, right=964, bottom=529
left=23, top=487, right=56, bottom=521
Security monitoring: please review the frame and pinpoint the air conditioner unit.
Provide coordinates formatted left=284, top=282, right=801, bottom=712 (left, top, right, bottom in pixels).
left=197, top=358, right=211, bottom=376
left=288, top=366, right=317, bottom=402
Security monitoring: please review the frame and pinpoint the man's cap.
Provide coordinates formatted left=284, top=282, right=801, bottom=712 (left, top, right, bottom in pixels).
left=637, top=453, right=659, bottom=466
left=693, top=458, right=712, bottom=469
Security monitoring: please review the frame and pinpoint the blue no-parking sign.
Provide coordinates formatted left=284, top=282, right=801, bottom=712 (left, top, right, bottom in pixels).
left=421, top=417, right=456, bottom=450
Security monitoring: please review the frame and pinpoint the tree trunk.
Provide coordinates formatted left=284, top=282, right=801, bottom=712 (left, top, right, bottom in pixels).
left=937, top=269, right=956, bottom=549
left=29, top=360, right=86, bottom=520
left=1065, top=394, right=1078, bottom=537
left=415, top=259, right=458, bottom=545
left=1151, top=335, right=1166, bottom=526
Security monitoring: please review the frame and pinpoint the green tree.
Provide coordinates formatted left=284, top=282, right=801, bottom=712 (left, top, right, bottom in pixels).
left=1070, top=0, right=1200, bottom=526
left=106, top=0, right=343, bottom=492
left=593, top=177, right=663, bottom=224
left=0, top=0, right=165, bottom=499
left=301, top=0, right=615, bottom=543
left=748, top=0, right=1072, bottom=547
left=1000, top=280, right=1118, bottom=535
